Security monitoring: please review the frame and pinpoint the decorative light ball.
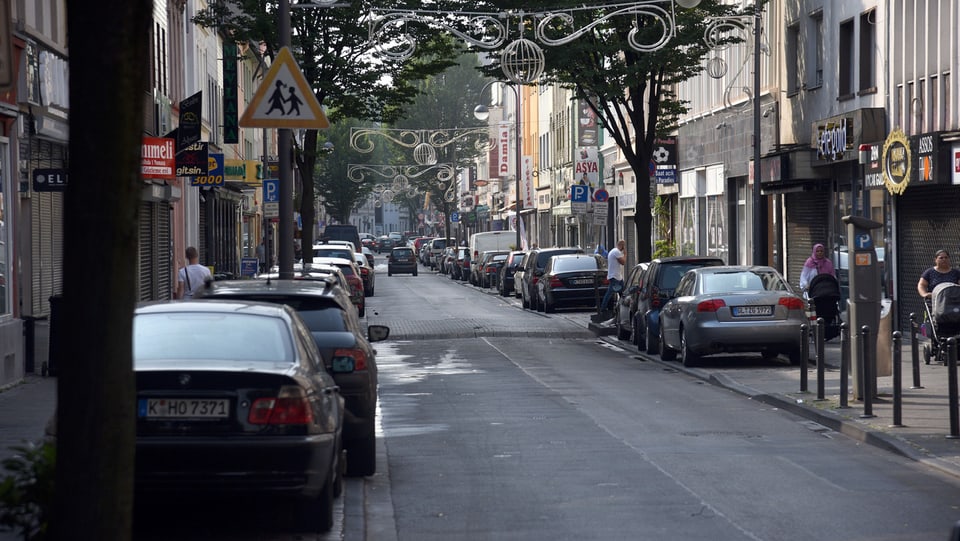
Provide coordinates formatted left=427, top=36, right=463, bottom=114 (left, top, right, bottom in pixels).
left=382, top=189, right=394, bottom=202
left=392, top=175, right=408, bottom=190
left=706, top=56, right=727, bottom=79
left=374, top=199, right=382, bottom=208
left=500, top=38, right=544, bottom=85
left=437, top=182, right=446, bottom=190
left=675, top=0, right=702, bottom=8
left=413, top=143, right=437, bottom=166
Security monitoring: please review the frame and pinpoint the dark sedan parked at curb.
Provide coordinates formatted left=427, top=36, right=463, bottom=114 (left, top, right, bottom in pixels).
left=498, top=250, right=526, bottom=297
left=518, top=247, right=584, bottom=311
left=134, top=299, right=345, bottom=533
left=388, top=246, right=418, bottom=276
left=197, top=277, right=390, bottom=478
left=535, top=253, right=608, bottom=313
left=658, top=265, right=807, bottom=367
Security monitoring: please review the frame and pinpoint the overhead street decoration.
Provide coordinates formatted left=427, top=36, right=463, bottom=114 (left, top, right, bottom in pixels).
left=240, top=47, right=329, bottom=129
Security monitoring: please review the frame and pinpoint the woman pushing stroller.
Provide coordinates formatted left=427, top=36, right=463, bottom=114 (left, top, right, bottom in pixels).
left=917, top=249, right=960, bottom=299
left=801, top=243, right=841, bottom=340
left=918, top=249, right=960, bottom=364
left=800, top=243, right=836, bottom=293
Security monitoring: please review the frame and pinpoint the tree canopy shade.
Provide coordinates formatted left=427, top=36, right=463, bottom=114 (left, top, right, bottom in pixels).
left=193, top=0, right=464, bottom=256
left=437, top=0, right=751, bottom=261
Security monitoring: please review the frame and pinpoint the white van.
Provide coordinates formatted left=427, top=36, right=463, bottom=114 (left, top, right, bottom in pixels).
left=469, top=231, right=515, bottom=261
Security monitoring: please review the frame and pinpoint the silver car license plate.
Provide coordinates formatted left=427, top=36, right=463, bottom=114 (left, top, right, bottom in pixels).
left=732, top=305, right=773, bottom=317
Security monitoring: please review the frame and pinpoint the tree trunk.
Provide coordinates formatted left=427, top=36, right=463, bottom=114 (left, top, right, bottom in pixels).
left=54, top=1, right=150, bottom=538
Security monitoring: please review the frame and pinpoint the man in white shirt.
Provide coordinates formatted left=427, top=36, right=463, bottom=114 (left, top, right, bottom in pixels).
left=600, top=239, right=627, bottom=314
left=176, top=246, right=213, bottom=299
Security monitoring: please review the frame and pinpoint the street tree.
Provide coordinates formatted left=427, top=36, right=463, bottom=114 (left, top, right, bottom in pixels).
left=466, top=0, right=747, bottom=261
left=54, top=1, right=152, bottom=538
left=194, top=1, right=462, bottom=257
left=313, top=117, right=385, bottom=224
left=390, top=52, right=493, bottom=244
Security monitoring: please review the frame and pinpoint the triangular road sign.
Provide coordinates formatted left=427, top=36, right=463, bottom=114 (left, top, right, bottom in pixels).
left=239, top=47, right=329, bottom=129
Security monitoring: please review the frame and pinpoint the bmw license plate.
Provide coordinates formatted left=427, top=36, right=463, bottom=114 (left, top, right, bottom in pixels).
left=732, top=305, right=773, bottom=317
left=571, top=278, right=593, bottom=286
left=138, top=398, right=230, bottom=419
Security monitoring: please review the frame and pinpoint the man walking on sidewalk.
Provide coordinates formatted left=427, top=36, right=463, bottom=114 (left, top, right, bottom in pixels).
left=599, top=239, right=626, bottom=316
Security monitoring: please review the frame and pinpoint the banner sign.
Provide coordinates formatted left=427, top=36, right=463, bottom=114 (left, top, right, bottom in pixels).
left=33, top=168, right=67, bottom=192
left=577, top=99, right=599, bottom=147
left=224, top=159, right=262, bottom=185
left=652, top=137, right=678, bottom=184
left=498, top=123, right=512, bottom=178
left=142, top=137, right=176, bottom=179
left=178, top=91, right=202, bottom=151
left=191, top=152, right=224, bottom=186
left=575, top=147, right=599, bottom=188
left=176, top=141, right=208, bottom=177
left=223, top=43, right=239, bottom=144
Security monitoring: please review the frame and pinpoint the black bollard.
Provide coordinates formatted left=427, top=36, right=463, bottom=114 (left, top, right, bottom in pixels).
left=948, top=338, right=959, bottom=439
left=816, top=318, right=826, bottom=400
left=860, top=325, right=875, bottom=418
left=909, top=313, right=923, bottom=389
left=840, top=322, right=849, bottom=409
left=891, top=331, right=903, bottom=427
left=800, top=324, right=809, bottom=392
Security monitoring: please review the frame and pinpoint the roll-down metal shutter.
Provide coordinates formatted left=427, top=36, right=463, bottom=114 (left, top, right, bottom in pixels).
left=785, top=191, right=830, bottom=291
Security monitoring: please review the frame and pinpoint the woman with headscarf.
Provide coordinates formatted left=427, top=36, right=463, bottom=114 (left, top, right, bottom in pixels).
left=800, top=243, right=836, bottom=292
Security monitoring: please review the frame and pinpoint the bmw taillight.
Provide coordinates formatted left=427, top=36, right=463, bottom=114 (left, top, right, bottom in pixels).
left=697, top=299, right=727, bottom=312
left=549, top=276, right=563, bottom=288
left=779, top=297, right=805, bottom=310
left=485, top=265, right=496, bottom=273
left=333, top=347, right=368, bottom=371
left=249, top=386, right=313, bottom=425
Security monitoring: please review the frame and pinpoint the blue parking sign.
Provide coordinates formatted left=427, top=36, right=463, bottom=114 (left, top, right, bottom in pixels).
left=571, top=184, right=589, bottom=203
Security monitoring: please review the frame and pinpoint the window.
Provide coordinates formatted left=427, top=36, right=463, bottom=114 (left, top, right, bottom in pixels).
left=858, top=10, right=876, bottom=93
left=811, top=11, right=824, bottom=88
left=786, top=23, right=801, bottom=94
left=839, top=19, right=854, bottom=97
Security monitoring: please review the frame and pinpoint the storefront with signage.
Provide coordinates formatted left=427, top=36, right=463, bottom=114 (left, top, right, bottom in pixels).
left=887, top=129, right=960, bottom=327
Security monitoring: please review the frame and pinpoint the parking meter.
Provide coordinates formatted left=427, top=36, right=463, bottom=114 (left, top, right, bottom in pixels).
left=843, top=215, right=882, bottom=400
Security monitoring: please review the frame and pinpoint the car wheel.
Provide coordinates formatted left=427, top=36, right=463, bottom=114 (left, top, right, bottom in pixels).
left=632, top=317, right=642, bottom=347
left=388, top=271, right=392, bottom=277
left=680, top=328, right=700, bottom=367
left=616, top=314, right=630, bottom=340
left=544, top=296, right=555, bottom=313
left=346, top=433, right=376, bottom=477
left=522, top=290, right=530, bottom=309
left=787, top=347, right=804, bottom=366
left=413, top=269, right=418, bottom=276
left=659, top=325, right=677, bottom=361
left=644, top=321, right=658, bottom=354
left=294, top=467, right=335, bottom=533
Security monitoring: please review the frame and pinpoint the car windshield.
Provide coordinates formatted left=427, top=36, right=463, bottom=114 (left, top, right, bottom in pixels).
left=134, top=312, right=294, bottom=363
left=701, top=270, right=788, bottom=294
left=552, top=257, right=597, bottom=272
left=314, top=247, right=353, bottom=259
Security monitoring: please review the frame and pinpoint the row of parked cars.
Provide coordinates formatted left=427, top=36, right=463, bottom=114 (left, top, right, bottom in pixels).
left=134, top=254, right=393, bottom=533
left=610, top=256, right=810, bottom=367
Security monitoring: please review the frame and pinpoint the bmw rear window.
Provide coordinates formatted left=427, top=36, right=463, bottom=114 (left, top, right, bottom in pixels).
left=134, top=312, right=294, bottom=363
left=552, top=257, right=598, bottom=272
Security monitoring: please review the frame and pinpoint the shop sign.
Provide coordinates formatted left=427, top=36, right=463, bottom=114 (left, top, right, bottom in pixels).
left=882, top=128, right=911, bottom=195
left=176, top=141, right=208, bottom=177
left=223, top=159, right=262, bottom=185
left=141, top=137, right=176, bottom=179
left=910, top=132, right=950, bottom=185
left=192, top=153, right=224, bottom=187
left=862, top=142, right=885, bottom=190
left=652, top=137, right=678, bottom=185
left=815, top=117, right=853, bottom=162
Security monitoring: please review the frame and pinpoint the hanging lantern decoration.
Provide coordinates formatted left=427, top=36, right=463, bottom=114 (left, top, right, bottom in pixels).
left=500, top=37, right=544, bottom=85
left=413, top=143, right=437, bottom=166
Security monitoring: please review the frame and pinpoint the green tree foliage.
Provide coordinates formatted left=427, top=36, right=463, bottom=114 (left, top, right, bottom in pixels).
left=193, top=0, right=463, bottom=254
left=313, top=117, right=383, bottom=223
left=389, top=52, right=493, bottom=242
left=464, top=0, right=749, bottom=260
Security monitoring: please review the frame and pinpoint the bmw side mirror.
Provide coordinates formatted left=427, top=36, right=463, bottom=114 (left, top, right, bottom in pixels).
left=368, top=324, right=390, bottom=342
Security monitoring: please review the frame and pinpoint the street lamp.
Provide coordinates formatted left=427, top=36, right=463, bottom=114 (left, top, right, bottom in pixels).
left=474, top=81, right=522, bottom=251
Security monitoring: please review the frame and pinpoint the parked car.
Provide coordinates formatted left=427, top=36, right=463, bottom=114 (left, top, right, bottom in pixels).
left=451, top=247, right=471, bottom=281
left=197, top=278, right=390, bottom=477
left=517, top=247, right=585, bottom=311
left=133, top=299, right=345, bottom=532
left=427, top=238, right=455, bottom=269
left=471, top=250, right=509, bottom=287
left=535, top=253, right=608, bottom=313
left=376, top=236, right=395, bottom=254
left=353, top=252, right=375, bottom=296
left=480, top=252, right=510, bottom=289
left=511, top=252, right=531, bottom=299
left=361, top=246, right=375, bottom=269
left=658, top=265, right=807, bottom=366
left=309, top=256, right=366, bottom=317
left=387, top=246, right=418, bottom=276
left=615, top=262, right=650, bottom=341
left=498, top=250, right=526, bottom=297
left=438, top=246, right=456, bottom=275
left=632, top=255, right=725, bottom=354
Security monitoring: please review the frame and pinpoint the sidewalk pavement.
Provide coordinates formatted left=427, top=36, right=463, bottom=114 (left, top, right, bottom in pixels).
left=576, top=315, right=960, bottom=481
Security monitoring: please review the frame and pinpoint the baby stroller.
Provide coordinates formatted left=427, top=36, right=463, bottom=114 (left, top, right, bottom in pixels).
left=807, top=273, right=842, bottom=341
left=922, top=282, right=960, bottom=364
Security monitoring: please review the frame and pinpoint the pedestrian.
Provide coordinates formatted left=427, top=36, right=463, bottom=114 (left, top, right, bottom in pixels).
left=799, top=243, right=836, bottom=293
left=176, top=246, right=212, bottom=300
left=256, top=242, right=266, bottom=273
left=917, top=249, right=960, bottom=300
left=600, top=239, right=626, bottom=314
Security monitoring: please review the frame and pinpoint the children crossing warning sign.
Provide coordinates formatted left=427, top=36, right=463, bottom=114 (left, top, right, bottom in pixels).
left=239, top=47, right=329, bottom=129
